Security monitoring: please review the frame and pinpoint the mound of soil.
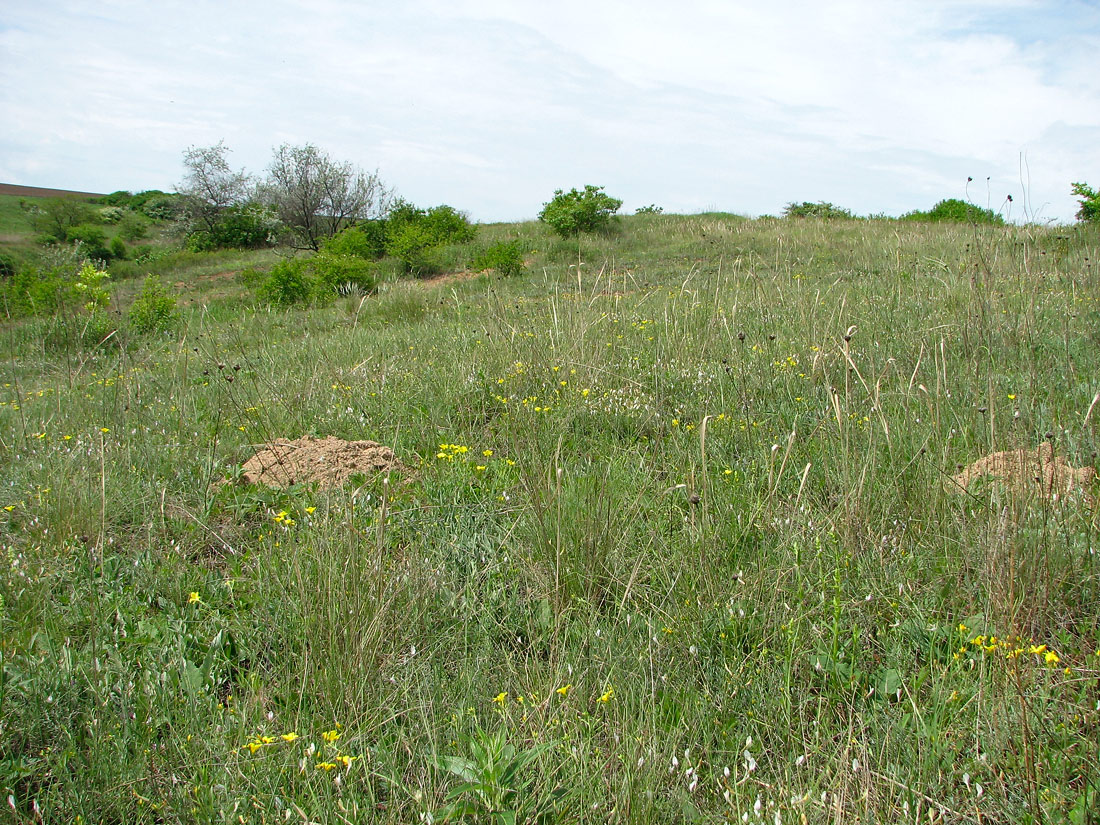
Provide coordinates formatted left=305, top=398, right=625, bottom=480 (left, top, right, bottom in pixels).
left=949, top=443, right=1095, bottom=503
left=232, top=436, right=407, bottom=489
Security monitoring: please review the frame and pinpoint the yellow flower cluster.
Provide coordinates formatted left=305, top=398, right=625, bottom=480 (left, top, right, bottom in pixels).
left=436, top=443, right=470, bottom=460
left=955, top=631, right=1065, bottom=669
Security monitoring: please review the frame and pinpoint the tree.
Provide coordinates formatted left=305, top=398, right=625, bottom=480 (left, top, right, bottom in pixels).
left=538, top=185, right=622, bottom=237
left=178, top=142, right=253, bottom=235
left=23, top=197, right=96, bottom=242
left=263, top=144, right=391, bottom=250
left=1071, top=182, right=1100, bottom=224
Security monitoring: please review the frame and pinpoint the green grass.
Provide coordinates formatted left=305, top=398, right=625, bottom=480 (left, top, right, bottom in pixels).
left=1, top=215, right=1099, bottom=823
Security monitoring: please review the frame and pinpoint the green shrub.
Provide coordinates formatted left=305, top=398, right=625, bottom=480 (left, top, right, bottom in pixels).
left=109, top=237, right=127, bottom=260
left=117, top=211, right=150, bottom=242
left=66, top=224, right=113, bottom=260
left=254, top=254, right=377, bottom=306
left=0, top=252, right=15, bottom=279
left=310, top=252, right=378, bottom=296
left=98, top=206, right=125, bottom=224
left=137, top=193, right=184, bottom=222
left=257, top=259, right=313, bottom=306
left=634, top=204, right=663, bottom=215
left=783, top=201, right=855, bottom=219
left=472, top=241, right=526, bottom=277
left=1071, top=182, right=1100, bottom=224
left=97, top=190, right=134, bottom=207
left=381, top=200, right=476, bottom=275
left=539, top=185, right=622, bottom=237
left=323, top=222, right=387, bottom=260
left=127, top=275, right=178, bottom=333
left=422, top=205, right=476, bottom=244
left=902, top=199, right=1004, bottom=225
left=386, top=221, right=442, bottom=276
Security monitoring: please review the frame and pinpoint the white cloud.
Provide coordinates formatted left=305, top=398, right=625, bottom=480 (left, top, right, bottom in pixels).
left=1, top=0, right=1097, bottom=221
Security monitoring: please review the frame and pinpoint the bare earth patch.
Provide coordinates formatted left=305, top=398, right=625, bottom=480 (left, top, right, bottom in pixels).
left=232, top=436, right=407, bottom=489
left=948, top=443, right=1096, bottom=503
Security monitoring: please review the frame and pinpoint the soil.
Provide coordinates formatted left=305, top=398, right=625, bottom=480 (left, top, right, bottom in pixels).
left=231, top=435, right=407, bottom=489
left=0, top=183, right=106, bottom=199
left=948, top=443, right=1096, bottom=503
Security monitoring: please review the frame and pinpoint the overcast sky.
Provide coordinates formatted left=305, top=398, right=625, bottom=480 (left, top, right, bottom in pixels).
left=2, top=0, right=1098, bottom=223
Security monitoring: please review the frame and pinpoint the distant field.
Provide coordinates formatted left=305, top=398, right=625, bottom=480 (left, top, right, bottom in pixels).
left=0, top=182, right=106, bottom=199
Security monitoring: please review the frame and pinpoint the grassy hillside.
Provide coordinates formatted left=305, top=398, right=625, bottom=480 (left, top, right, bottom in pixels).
left=2, top=214, right=1099, bottom=823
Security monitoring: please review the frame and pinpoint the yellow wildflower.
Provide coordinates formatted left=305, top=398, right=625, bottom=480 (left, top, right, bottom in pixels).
left=281, top=732, right=299, bottom=742
left=188, top=592, right=201, bottom=604
left=493, top=692, right=507, bottom=705
left=321, top=729, right=341, bottom=743
left=315, top=762, right=337, bottom=771
left=598, top=687, right=614, bottom=703
left=556, top=684, right=572, bottom=697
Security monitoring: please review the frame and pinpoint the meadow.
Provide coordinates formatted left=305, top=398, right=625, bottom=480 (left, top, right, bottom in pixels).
left=1, top=208, right=1098, bottom=823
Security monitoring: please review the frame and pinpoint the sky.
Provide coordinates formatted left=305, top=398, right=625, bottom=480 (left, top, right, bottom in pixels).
left=1, top=0, right=1098, bottom=223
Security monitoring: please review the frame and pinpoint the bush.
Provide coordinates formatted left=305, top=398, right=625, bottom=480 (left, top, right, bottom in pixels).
left=386, top=221, right=442, bottom=276
left=383, top=201, right=476, bottom=275
left=1071, top=182, right=1100, bottom=224
left=66, top=225, right=113, bottom=260
left=117, top=212, right=150, bottom=242
left=323, top=222, right=387, bottom=260
left=136, top=192, right=184, bottom=222
left=127, top=275, right=178, bottom=333
left=472, top=241, right=526, bottom=277
left=634, top=204, right=663, bottom=215
left=255, top=254, right=377, bottom=306
left=97, top=190, right=134, bottom=207
left=109, top=237, right=127, bottom=260
left=0, top=252, right=15, bottom=280
left=783, top=201, right=855, bottom=219
left=422, top=205, right=476, bottom=244
left=214, top=203, right=278, bottom=248
left=902, top=199, right=1004, bottom=225
left=257, top=259, right=312, bottom=306
left=310, top=253, right=378, bottom=296
left=538, top=185, right=622, bottom=237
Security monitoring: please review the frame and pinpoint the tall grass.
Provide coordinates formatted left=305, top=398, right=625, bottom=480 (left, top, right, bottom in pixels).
left=1, top=215, right=1098, bottom=822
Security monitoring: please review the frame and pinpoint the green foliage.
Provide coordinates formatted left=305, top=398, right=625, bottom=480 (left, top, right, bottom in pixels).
left=127, top=274, right=179, bottom=334
left=117, top=211, right=150, bottom=242
left=310, top=252, right=378, bottom=296
left=538, top=185, right=622, bottom=237
left=23, top=197, right=96, bottom=241
left=135, top=191, right=184, bottom=222
left=186, top=203, right=278, bottom=251
left=255, top=253, right=377, bottom=306
left=97, top=190, right=135, bottom=206
left=634, top=204, right=664, bottom=215
left=322, top=222, right=387, bottom=260
left=386, top=221, right=441, bottom=275
left=256, top=258, right=313, bottom=306
left=109, top=236, right=127, bottom=260
left=72, top=261, right=111, bottom=311
left=98, top=205, right=125, bottom=224
left=384, top=200, right=477, bottom=275
left=783, top=201, right=855, bottom=219
left=4, top=214, right=1100, bottom=822
left=432, top=726, right=561, bottom=824
left=1070, top=182, right=1100, bottom=224
left=902, top=198, right=1004, bottom=225
left=65, top=224, right=112, bottom=261
left=0, top=251, right=15, bottom=279
left=472, top=241, right=526, bottom=277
